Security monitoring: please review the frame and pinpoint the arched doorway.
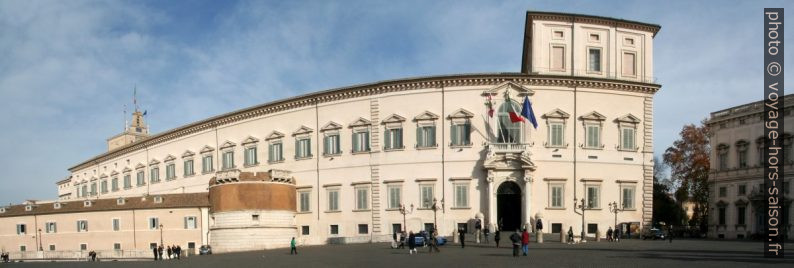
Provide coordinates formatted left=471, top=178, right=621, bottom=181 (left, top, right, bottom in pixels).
left=497, top=181, right=522, bottom=231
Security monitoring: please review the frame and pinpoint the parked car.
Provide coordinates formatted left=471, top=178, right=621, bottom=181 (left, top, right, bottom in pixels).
left=643, top=228, right=666, bottom=240
left=199, top=245, right=212, bottom=255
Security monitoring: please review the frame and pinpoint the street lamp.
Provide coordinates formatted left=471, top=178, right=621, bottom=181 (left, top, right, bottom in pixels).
left=573, top=198, right=588, bottom=242
left=37, top=228, right=43, bottom=251
left=608, top=201, right=623, bottom=234
left=427, top=198, right=444, bottom=232
left=159, top=223, right=164, bottom=246
left=399, top=203, right=414, bottom=233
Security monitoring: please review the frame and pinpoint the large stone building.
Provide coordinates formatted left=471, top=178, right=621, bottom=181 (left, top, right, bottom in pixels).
left=706, top=94, right=792, bottom=239
left=0, top=11, right=661, bottom=256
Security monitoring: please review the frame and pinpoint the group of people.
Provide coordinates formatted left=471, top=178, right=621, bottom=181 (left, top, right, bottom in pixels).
left=152, top=244, right=183, bottom=260
left=1, top=252, right=9, bottom=262
left=508, top=229, right=532, bottom=257
left=606, top=226, right=622, bottom=242
left=392, top=229, right=440, bottom=254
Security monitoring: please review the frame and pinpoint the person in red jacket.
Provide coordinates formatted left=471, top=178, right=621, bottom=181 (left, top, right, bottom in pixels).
left=521, top=228, right=530, bottom=256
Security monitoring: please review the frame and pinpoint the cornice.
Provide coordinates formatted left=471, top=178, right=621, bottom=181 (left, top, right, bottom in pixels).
left=69, top=73, right=660, bottom=172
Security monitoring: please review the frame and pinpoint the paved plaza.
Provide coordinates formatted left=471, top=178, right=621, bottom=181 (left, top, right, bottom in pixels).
left=2, top=238, right=793, bottom=267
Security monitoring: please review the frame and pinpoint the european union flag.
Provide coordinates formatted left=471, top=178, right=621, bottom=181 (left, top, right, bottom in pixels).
left=521, top=96, right=538, bottom=129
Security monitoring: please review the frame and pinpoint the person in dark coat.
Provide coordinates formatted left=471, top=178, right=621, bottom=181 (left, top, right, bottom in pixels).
left=607, top=227, right=613, bottom=242
left=509, top=229, right=521, bottom=257
left=494, top=229, right=501, bottom=248
left=408, top=231, right=417, bottom=255
left=567, top=227, right=574, bottom=243
left=176, top=245, right=182, bottom=259
left=428, top=229, right=440, bottom=253
left=157, top=245, right=164, bottom=260
left=152, top=246, right=158, bottom=260
left=459, top=228, right=466, bottom=248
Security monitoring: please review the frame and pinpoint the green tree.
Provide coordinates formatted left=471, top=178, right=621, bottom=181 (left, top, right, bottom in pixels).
left=663, top=121, right=710, bottom=232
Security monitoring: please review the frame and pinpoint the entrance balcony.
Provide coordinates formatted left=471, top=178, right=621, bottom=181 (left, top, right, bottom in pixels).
left=487, top=143, right=530, bottom=154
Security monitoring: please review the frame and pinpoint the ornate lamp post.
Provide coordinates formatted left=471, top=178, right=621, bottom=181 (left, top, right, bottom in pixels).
left=426, top=198, right=444, bottom=232
left=159, top=223, right=164, bottom=246
left=399, top=203, right=414, bottom=233
left=573, top=198, right=588, bottom=242
left=608, top=201, right=623, bottom=233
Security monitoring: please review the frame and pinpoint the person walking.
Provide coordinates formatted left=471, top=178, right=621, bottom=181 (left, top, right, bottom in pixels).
left=607, top=227, right=613, bottom=242
left=397, top=232, right=406, bottom=249
left=521, top=228, right=530, bottom=256
left=157, top=245, right=164, bottom=261
left=483, top=226, right=490, bottom=244
left=290, top=237, right=298, bottom=255
left=510, top=229, right=521, bottom=258
left=494, top=229, right=501, bottom=248
left=459, top=228, right=466, bottom=248
left=152, top=246, right=158, bottom=261
left=408, top=231, right=417, bottom=255
left=567, top=227, right=574, bottom=244
left=167, top=245, right=172, bottom=259
left=428, top=229, right=440, bottom=254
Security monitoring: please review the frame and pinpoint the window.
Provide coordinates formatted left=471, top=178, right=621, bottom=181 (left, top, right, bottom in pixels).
left=45, top=222, right=57, bottom=233
left=416, top=125, right=437, bottom=148
left=323, top=134, right=341, bottom=155
left=90, top=183, right=97, bottom=196
left=124, top=174, right=132, bottom=189
left=149, top=217, right=159, bottom=230
left=352, top=130, right=371, bottom=153
left=80, top=244, right=87, bottom=251
left=202, top=155, right=214, bottom=173
left=392, top=223, right=402, bottom=234
left=252, top=214, right=259, bottom=221
left=718, top=144, right=729, bottom=170
left=77, top=220, right=88, bottom=232
left=550, top=184, right=564, bottom=208
left=552, top=223, right=562, bottom=233
left=113, top=219, right=120, bottom=231
left=82, top=184, right=88, bottom=197
left=299, top=191, right=311, bottom=212
left=549, top=123, right=564, bottom=147
left=244, top=146, right=258, bottom=166
left=327, top=189, right=340, bottom=211
left=49, top=245, right=56, bottom=251
left=101, top=180, right=108, bottom=193
left=588, top=48, right=601, bottom=72
left=497, top=101, right=522, bottom=143
left=20, top=245, right=26, bottom=252
left=622, top=52, right=636, bottom=76
left=268, top=142, right=284, bottom=162
left=625, top=38, right=635, bottom=46
left=420, top=185, right=434, bottom=208
left=737, top=206, right=746, bottom=225
left=551, top=46, right=565, bottom=70
left=586, top=185, right=600, bottom=209
left=737, top=141, right=749, bottom=168
left=621, top=128, right=636, bottom=150
left=358, top=224, right=369, bottom=234
left=184, top=159, right=194, bottom=176
left=738, top=184, right=746, bottom=196
left=150, top=167, right=159, bottom=183
left=114, top=243, right=121, bottom=250
left=387, top=185, right=402, bottom=209
left=621, top=186, right=635, bottom=209
left=718, top=207, right=726, bottom=225
left=454, top=184, right=469, bottom=208
left=330, top=225, right=339, bottom=235
left=185, top=216, right=197, bottom=229
left=295, top=138, right=312, bottom=159
left=166, top=163, right=176, bottom=180
left=356, top=187, right=369, bottom=210
left=384, top=127, right=404, bottom=150
left=719, top=187, right=727, bottom=197
left=586, top=125, right=601, bottom=148
left=222, top=151, right=234, bottom=170
left=553, top=30, right=563, bottom=39
left=587, top=223, right=598, bottom=234
left=302, top=226, right=310, bottom=235
left=111, top=177, right=119, bottom=191
left=450, top=122, right=471, bottom=146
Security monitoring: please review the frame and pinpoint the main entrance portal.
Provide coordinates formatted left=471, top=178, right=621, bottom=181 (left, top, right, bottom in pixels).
left=497, top=181, right=522, bottom=231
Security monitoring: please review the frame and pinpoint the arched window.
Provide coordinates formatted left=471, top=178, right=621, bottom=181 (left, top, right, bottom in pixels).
left=497, top=101, right=522, bottom=143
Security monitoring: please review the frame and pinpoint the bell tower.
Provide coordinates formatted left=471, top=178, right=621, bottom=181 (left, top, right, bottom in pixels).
left=107, top=110, right=149, bottom=151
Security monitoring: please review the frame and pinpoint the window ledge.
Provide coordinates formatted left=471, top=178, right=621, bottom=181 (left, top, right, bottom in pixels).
left=324, top=210, right=341, bottom=214
left=581, top=146, right=604, bottom=150
left=587, top=208, right=603, bottom=211
left=384, top=147, right=405, bottom=152
left=323, top=153, right=342, bottom=158
left=352, top=209, right=371, bottom=212
left=202, top=171, right=215, bottom=175
left=545, top=207, right=566, bottom=210
left=416, top=146, right=438, bottom=150
left=385, top=208, right=401, bottom=211
left=416, top=207, right=434, bottom=210
left=622, top=208, right=637, bottom=211
left=268, top=160, right=285, bottom=164
left=618, top=148, right=639, bottom=152
left=243, top=163, right=259, bottom=168
left=544, top=144, right=568, bottom=149
left=351, top=151, right=371, bottom=155
left=295, top=156, right=313, bottom=161
left=450, top=207, right=471, bottom=210
left=296, top=211, right=313, bottom=214
left=183, top=174, right=195, bottom=178
left=450, top=144, right=473, bottom=149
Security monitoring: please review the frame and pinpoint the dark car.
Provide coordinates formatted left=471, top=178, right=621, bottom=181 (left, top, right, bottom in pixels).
left=199, top=245, right=212, bottom=255
left=643, top=228, right=666, bottom=240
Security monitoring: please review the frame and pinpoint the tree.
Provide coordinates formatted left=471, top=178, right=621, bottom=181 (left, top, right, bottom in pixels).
left=663, top=121, right=710, bottom=233
left=652, top=156, right=684, bottom=227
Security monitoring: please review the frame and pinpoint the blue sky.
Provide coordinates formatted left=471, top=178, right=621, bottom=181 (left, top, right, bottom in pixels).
left=0, top=0, right=791, bottom=205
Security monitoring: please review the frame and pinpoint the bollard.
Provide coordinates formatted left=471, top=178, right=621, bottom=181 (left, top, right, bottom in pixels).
left=560, top=229, right=566, bottom=243
left=453, top=229, right=459, bottom=243
left=536, top=230, right=544, bottom=243
left=596, top=229, right=601, bottom=242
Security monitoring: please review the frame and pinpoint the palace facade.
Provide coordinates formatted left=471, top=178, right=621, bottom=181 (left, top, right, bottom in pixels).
left=706, top=94, right=792, bottom=239
left=0, top=11, right=661, bottom=255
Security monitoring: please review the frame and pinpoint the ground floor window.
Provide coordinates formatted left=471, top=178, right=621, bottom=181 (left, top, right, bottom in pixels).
left=20, top=245, right=26, bottom=252
left=358, top=224, right=369, bottom=234
left=302, top=226, right=310, bottom=235
left=424, top=223, right=435, bottom=233
left=551, top=223, right=562, bottom=233
left=150, top=243, right=158, bottom=249
left=80, top=244, right=87, bottom=251
left=330, top=225, right=339, bottom=235
left=587, top=223, right=598, bottom=234
left=718, top=207, right=726, bottom=225
left=114, top=243, right=121, bottom=250
left=392, top=223, right=402, bottom=234
left=49, top=245, right=55, bottom=251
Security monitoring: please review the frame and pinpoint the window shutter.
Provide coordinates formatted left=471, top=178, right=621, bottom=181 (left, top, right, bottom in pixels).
left=335, top=135, right=340, bottom=153
left=352, top=133, right=359, bottom=152
left=416, top=127, right=423, bottom=147
left=464, top=123, right=471, bottom=144
left=451, top=125, right=459, bottom=146
left=395, top=128, right=402, bottom=148
left=323, top=136, right=329, bottom=155
left=307, top=139, right=312, bottom=156
left=430, top=126, right=436, bottom=146
left=295, top=139, right=300, bottom=158
left=364, top=131, right=370, bottom=150
left=384, top=128, right=391, bottom=149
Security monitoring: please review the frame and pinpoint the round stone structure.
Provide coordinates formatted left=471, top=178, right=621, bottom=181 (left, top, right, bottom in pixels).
left=208, top=169, right=297, bottom=252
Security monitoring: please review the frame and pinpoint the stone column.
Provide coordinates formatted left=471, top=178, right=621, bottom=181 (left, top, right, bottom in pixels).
left=487, top=175, right=496, bottom=230
left=523, top=175, right=532, bottom=231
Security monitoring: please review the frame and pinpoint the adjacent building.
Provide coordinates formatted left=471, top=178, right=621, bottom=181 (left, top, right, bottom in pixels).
left=0, top=11, right=662, bottom=255
left=706, top=94, right=792, bottom=239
